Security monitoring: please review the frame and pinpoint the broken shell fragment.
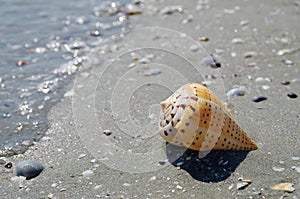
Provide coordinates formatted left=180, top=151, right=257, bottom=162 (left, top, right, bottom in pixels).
left=271, top=183, right=295, bottom=193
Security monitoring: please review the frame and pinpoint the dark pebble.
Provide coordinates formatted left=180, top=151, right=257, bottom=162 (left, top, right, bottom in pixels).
left=133, top=0, right=143, bottom=5
left=90, top=29, right=101, bottom=37
left=199, top=37, right=209, bottom=42
left=252, top=96, right=267, bottom=103
left=281, top=81, right=290, bottom=85
left=126, top=11, right=142, bottom=16
left=287, top=92, right=298, bottom=98
left=200, top=54, right=221, bottom=68
left=15, top=160, right=44, bottom=179
left=158, top=161, right=166, bottom=165
left=103, top=129, right=112, bottom=136
left=5, top=162, right=12, bottom=168
left=16, top=60, right=27, bottom=66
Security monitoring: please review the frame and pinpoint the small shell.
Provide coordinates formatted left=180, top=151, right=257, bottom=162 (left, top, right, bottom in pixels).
left=159, top=83, right=258, bottom=151
left=271, top=183, right=295, bottom=193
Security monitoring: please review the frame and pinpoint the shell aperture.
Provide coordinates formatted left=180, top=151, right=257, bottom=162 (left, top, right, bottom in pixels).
left=159, top=83, right=258, bottom=151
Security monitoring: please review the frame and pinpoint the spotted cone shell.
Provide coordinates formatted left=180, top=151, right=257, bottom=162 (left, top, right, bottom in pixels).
left=159, top=83, right=258, bottom=151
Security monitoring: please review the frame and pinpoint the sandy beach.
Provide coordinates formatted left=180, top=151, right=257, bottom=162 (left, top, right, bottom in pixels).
left=1, top=0, right=299, bottom=198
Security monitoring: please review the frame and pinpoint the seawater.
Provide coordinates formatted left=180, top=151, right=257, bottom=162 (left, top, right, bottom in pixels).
left=0, top=0, right=131, bottom=156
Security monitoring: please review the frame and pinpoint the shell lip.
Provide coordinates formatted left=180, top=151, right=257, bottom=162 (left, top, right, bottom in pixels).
left=160, top=100, right=168, bottom=109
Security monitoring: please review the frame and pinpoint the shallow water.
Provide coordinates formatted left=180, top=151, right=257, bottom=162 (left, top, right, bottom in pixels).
left=0, top=0, right=130, bottom=156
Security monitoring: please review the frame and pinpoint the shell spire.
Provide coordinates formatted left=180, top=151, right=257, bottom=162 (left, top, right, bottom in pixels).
left=159, top=83, right=258, bottom=151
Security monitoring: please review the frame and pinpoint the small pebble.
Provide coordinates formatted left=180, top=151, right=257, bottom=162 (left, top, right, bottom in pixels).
left=232, top=38, right=245, bottom=44
left=138, top=57, right=151, bottom=64
left=64, top=89, right=75, bottom=97
left=59, top=188, right=67, bottom=192
left=239, top=20, right=249, bottom=26
left=295, top=167, right=300, bottom=173
left=145, top=54, right=155, bottom=59
left=247, top=62, right=257, bottom=67
left=15, top=160, right=44, bottom=179
left=281, top=81, right=290, bottom=85
left=282, top=59, right=294, bottom=65
left=78, top=154, right=87, bottom=159
left=261, top=85, right=270, bottom=90
left=199, top=37, right=209, bottom=42
left=122, top=183, right=131, bottom=187
left=189, top=45, right=199, bottom=52
left=21, top=140, right=34, bottom=146
left=243, top=51, right=257, bottom=58
left=252, top=96, right=267, bottom=103
left=215, top=49, right=225, bottom=54
left=94, top=184, right=103, bottom=190
left=272, top=166, right=285, bottom=172
left=176, top=185, right=183, bottom=190
left=143, top=68, right=161, bottom=76
left=160, top=5, right=183, bottom=15
left=76, top=16, right=88, bottom=24
left=35, top=47, right=46, bottom=53
left=40, top=136, right=51, bottom=141
left=176, top=161, right=184, bottom=166
left=231, top=52, right=237, bottom=57
left=226, top=86, right=247, bottom=97
left=237, top=182, right=250, bottom=190
left=133, top=0, right=143, bottom=5
left=182, top=15, right=193, bottom=24
left=82, top=170, right=94, bottom=177
left=277, top=49, right=293, bottom=56
left=287, top=92, right=297, bottom=98
left=103, top=129, right=112, bottom=136
left=16, top=61, right=27, bottom=66
left=125, top=11, right=142, bottom=16
left=158, top=161, right=166, bottom=165
left=90, top=29, right=101, bottom=37
left=149, top=176, right=156, bottom=181
left=239, top=178, right=252, bottom=183
left=292, top=157, right=300, bottom=161
left=291, top=78, right=300, bottom=83
left=51, top=183, right=58, bottom=188
left=128, top=63, right=136, bottom=68
left=131, top=52, right=141, bottom=61
left=280, top=37, right=289, bottom=44
left=200, top=54, right=221, bottom=68
left=5, top=162, right=12, bottom=169
left=255, top=77, right=271, bottom=83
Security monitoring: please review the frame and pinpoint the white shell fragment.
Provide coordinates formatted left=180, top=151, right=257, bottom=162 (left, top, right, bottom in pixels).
left=271, top=183, right=295, bottom=193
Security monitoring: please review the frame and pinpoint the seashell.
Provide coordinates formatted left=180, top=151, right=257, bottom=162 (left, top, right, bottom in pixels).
left=159, top=83, right=258, bottom=151
left=271, top=182, right=295, bottom=193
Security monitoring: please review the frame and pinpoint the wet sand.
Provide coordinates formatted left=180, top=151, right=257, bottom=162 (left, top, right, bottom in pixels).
left=1, top=0, right=300, bottom=198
